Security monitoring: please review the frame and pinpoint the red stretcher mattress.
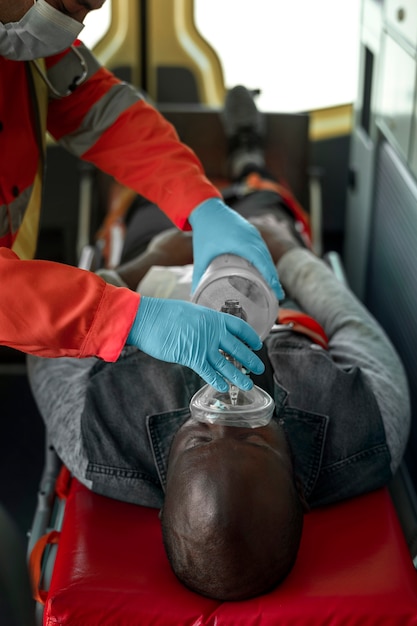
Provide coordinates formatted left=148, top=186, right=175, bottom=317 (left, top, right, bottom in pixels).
left=39, top=478, right=417, bottom=625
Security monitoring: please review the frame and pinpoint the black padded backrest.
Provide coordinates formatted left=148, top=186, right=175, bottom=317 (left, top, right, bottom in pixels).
left=159, top=106, right=310, bottom=211
left=366, top=140, right=417, bottom=483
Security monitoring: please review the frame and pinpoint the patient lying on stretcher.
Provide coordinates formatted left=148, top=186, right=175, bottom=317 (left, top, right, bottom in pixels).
left=28, top=87, right=410, bottom=601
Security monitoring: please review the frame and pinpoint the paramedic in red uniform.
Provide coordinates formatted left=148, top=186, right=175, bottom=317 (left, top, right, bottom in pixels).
left=0, top=0, right=283, bottom=390
left=0, top=2, right=283, bottom=623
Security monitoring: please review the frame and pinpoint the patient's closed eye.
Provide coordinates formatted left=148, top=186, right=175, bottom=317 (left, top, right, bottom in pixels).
left=238, top=433, right=268, bottom=447
left=186, top=436, right=213, bottom=449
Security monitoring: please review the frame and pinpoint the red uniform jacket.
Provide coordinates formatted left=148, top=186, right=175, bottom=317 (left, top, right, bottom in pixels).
left=0, top=42, right=221, bottom=361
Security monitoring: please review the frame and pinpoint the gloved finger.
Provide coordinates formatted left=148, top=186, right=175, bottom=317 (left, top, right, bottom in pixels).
left=197, top=360, right=230, bottom=393
left=191, top=259, right=204, bottom=294
left=223, top=315, right=263, bottom=352
left=211, top=354, right=254, bottom=391
left=245, top=239, right=285, bottom=301
left=218, top=334, right=265, bottom=376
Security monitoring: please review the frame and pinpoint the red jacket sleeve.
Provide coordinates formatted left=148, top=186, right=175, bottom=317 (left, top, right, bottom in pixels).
left=46, top=44, right=222, bottom=230
left=82, top=99, right=222, bottom=230
left=0, top=249, right=139, bottom=361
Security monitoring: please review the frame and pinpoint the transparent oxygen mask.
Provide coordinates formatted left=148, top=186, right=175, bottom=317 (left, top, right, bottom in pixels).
left=190, top=297, right=275, bottom=429
left=190, top=381, right=275, bottom=428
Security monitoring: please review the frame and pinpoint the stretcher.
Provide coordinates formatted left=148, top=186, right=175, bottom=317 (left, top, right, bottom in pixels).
left=27, top=109, right=417, bottom=624
left=26, top=252, right=417, bottom=625
left=27, top=453, right=417, bottom=625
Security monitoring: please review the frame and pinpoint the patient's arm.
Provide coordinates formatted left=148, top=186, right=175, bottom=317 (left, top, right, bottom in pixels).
left=116, top=229, right=193, bottom=290
left=114, top=214, right=300, bottom=291
left=111, top=206, right=303, bottom=292
left=248, top=215, right=302, bottom=265
left=244, top=212, right=409, bottom=474
left=276, top=240, right=410, bottom=476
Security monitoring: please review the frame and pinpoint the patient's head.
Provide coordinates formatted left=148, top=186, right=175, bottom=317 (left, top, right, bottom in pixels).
left=161, top=418, right=304, bottom=601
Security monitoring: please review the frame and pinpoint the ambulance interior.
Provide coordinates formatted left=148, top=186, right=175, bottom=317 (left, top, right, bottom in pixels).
left=2, top=0, right=417, bottom=624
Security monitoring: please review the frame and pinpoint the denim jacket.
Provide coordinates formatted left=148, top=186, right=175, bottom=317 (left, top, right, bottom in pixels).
left=30, top=249, right=408, bottom=510
left=81, top=333, right=392, bottom=510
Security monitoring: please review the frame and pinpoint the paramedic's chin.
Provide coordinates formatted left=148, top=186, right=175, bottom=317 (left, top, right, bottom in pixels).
left=160, top=417, right=305, bottom=601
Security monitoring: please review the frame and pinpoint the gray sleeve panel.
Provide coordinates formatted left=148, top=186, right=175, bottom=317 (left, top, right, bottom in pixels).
left=48, top=43, right=143, bottom=156
left=27, top=354, right=96, bottom=490
left=277, top=248, right=411, bottom=474
left=57, top=81, right=142, bottom=157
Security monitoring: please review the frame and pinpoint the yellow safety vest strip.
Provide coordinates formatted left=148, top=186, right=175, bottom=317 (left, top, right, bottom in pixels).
left=12, top=60, right=48, bottom=260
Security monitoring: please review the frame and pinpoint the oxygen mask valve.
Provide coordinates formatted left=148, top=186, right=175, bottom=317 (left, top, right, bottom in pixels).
left=221, top=299, right=246, bottom=406
left=221, top=299, right=246, bottom=320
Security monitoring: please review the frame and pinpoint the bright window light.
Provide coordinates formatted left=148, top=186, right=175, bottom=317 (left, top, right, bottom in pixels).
left=195, top=0, right=361, bottom=112
left=80, top=1, right=112, bottom=50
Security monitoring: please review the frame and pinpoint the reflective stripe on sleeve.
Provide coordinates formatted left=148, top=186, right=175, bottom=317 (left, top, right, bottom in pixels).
left=0, top=187, right=32, bottom=238
left=58, top=81, right=141, bottom=156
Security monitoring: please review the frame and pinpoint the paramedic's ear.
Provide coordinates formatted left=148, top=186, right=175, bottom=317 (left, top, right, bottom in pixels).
left=158, top=508, right=163, bottom=520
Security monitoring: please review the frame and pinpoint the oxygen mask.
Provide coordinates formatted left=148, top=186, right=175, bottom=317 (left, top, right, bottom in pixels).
left=189, top=377, right=275, bottom=428
left=191, top=254, right=278, bottom=428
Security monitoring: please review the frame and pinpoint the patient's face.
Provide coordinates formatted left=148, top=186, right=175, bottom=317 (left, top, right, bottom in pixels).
left=162, top=416, right=301, bottom=599
left=166, top=417, right=294, bottom=524
left=168, top=416, right=292, bottom=482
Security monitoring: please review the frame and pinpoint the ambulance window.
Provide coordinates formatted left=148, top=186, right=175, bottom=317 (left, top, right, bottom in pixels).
left=194, top=0, right=361, bottom=112
left=81, top=1, right=112, bottom=50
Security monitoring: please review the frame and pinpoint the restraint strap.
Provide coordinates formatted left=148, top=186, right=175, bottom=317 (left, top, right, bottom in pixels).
left=28, top=466, right=72, bottom=605
left=244, top=172, right=312, bottom=247
left=29, top=530, right=61, bottom=605
left=278, top=308, right=328, bottom=349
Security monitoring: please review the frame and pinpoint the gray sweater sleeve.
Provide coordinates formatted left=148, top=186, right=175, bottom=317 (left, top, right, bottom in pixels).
left=277, top=248, right=411, bottom=474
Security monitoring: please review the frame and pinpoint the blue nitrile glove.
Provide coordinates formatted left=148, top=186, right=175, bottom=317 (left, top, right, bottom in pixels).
left=188, top=198, right=285, bottom=299
left=127, top=296, right=265, bottom=392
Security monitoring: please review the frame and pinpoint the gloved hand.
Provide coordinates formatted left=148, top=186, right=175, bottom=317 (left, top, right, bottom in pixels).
left=188, top=198, right=285, bottom=299
left=127, top=296, right=265, bottom=392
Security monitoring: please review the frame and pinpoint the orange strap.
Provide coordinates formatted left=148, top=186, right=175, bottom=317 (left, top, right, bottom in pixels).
left=244, top=172, right=312, bottom=248
left=29, top=530, right=61, bottom=604
left=278, top=308, right=328, bottom=349
left=28, top=467, right=72, bottom=604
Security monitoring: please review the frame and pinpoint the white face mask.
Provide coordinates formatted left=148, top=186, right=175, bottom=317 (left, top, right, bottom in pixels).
left=0, top=0, right=84, bottom=61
